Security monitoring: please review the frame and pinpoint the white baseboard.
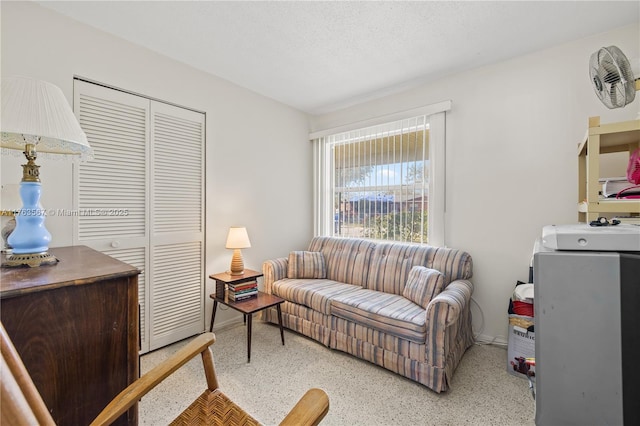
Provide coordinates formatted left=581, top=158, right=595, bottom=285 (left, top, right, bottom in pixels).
left=474, top=333, right=508, bottom=348
left=209, top=316, right=244, bottom=332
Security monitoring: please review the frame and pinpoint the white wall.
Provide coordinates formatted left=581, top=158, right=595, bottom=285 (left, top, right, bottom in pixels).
left=0, top=1, right=314, bottom=329
left=310, top=24, right=640, bottom=343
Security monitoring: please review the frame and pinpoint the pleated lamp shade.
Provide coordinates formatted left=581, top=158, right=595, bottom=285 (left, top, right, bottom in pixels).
left=1, top=76, right=93, bottom=160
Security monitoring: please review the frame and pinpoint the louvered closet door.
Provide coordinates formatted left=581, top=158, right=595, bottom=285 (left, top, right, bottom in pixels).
left=73, top=80, right=206, bottom=353
left=73, top=81, right=151, bottom=352
left=149, top=102, right=205, bottom=350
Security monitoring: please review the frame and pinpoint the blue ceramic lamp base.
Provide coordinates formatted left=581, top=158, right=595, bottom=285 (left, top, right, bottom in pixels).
left=2, top=181, right=57, bottom=268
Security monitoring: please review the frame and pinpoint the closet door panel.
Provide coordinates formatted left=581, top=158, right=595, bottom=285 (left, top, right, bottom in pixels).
left=74, top=81, right=151, bottom=353
left=149, top=241, right=203, bottom=350
left=74, top=83, right=149, bottom=244
left=149, top=102, right=205, bottom=350
left=151, top=104, right=204, bottom=236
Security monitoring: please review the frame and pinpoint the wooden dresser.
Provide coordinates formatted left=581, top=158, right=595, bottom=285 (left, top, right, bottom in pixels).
left=1, top=246, right=140, bottom=425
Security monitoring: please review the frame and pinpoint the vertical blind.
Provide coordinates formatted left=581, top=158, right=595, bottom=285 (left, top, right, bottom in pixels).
left=316, top=115, right=430, bottom=243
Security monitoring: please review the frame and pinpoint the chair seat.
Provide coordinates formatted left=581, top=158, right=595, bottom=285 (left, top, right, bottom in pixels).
left=170, top=389, right=260, bottom=426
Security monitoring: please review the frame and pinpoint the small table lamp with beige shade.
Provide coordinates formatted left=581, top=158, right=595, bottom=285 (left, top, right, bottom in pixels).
left=1, top=76, right=93, bottom=267
left=225, top=226, right=251, bottom=275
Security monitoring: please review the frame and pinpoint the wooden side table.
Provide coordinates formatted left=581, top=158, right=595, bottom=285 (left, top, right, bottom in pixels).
left=209, top=270, right=285, bottom=362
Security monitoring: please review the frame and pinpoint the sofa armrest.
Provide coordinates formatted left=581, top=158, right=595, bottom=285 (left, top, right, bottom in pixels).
left=426, top=280, right=473, bottom=327
left=425, top=279, right=474, bottom=368
left=262, top=258, right=288, bottom=294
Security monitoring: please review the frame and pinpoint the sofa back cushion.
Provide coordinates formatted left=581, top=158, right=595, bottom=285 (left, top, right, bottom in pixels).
left=366, top=243, right=472, bottom=295
left=308, top=237, right=376, bottom=287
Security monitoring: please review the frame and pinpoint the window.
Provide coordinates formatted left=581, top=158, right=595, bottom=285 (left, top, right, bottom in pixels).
left=312, top=104, right=448, bottom=245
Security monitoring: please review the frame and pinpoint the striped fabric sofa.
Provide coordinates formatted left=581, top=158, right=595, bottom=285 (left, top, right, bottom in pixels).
left=262, top=236, right=474, bottom=393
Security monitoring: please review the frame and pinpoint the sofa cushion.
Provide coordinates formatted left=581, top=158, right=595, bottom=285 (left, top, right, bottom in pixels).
left=331, top=289, right=427, bottom=343
left=402, top=266, right=445, bottom=309
left=308, top=237, right=376, bottom=287
left=272, top=279, right=363, bottom=315
left=366, top=243, right=432, bottom=295
left=287, top=251, right=327, bottom=279
left=367, top=243, right=473, bottom=294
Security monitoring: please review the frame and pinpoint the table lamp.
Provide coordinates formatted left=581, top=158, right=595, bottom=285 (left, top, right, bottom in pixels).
left=226, top=226, right=251, bottom=275
left=1, top=76, right=93, bottom=267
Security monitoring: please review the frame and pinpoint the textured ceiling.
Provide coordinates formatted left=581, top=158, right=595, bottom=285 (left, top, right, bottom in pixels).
left=38, top=1, right=640, bottom=114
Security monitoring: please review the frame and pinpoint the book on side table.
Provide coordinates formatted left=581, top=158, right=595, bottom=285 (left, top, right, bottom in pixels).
left=209, top=269, right=263, bottom=301
left=227, top=280, right=258, bottom=301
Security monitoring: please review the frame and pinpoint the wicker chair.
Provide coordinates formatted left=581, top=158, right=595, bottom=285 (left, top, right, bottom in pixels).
left=1, top=323, right=329, bottom=425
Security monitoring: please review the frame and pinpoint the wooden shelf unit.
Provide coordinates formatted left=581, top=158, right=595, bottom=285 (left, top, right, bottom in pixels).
left=578, top=116, right=640, bottom=222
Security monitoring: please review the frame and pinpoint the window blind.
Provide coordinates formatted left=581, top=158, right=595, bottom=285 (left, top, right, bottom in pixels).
left=313, top=106, right=448, bottom=246
left=320, top=116, right=428, bottom=243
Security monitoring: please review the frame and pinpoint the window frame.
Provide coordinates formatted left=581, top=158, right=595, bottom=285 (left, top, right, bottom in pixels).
left=311, top=101, right=449, bottom=246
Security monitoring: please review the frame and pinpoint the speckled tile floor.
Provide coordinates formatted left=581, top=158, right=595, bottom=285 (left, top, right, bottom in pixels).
left=139, top=321, right=535, bottom=426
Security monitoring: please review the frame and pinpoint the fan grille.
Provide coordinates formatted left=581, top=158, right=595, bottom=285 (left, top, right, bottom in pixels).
left=589, top=45, right=636, bottom=109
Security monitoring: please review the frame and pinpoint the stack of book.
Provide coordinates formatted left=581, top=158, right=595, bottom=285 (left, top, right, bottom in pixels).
left=227, top=280, right=258, bottom=301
